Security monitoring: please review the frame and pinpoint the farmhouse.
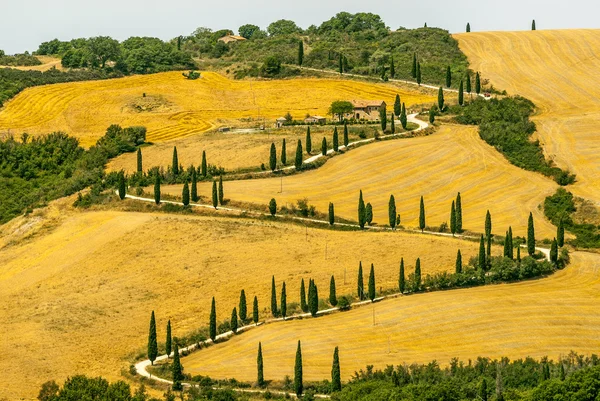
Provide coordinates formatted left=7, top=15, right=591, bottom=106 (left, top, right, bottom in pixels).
left=350, top=100, right=386, bottom=120
left=218, top=35, right=247, bottom=44
left=304, top=115, right=327, bottom=124
left=275, top=117, right=287, bottom=128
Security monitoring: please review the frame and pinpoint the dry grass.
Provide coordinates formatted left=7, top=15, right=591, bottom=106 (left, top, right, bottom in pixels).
left=456, top=29, right=600, bottom=205
left=183, top=251, right=600, bottom=383
left=161, top=124, right=558, bottom=238
left=0, top=204, right=480, bottom=399
left=0, top=71, right=434, bottom=147
left=0, top=56, right=63, bottom=72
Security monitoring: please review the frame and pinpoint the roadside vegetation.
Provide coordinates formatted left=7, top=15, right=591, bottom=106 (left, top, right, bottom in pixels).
left=0, top=50, right=42, bottom=66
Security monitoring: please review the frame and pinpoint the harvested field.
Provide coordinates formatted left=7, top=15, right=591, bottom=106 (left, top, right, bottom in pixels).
left=0, top=71, right=433, bottom=147
left=456, top=29, right=600, bottom=204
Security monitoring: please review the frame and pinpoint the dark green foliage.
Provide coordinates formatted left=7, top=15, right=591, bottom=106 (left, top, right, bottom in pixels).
left=329, top=100, right=354, bottom=122
left=211, top=180, right=218, bottom=209
left=388, top=195, right=397, bottom=229
left=504, top=231, right=511, bottom=258
left=329, top=202, right=335, bottom=225
left=257, top=342, right=265, bottom=386
left=390, top=56, right=395, bottom=78
left=414, top=258, right=421, bottom=291
left=343, top=122, right=349, bottom=147
left=365, top=203, right=373, bottom=225
left=201, top=150, right=207, bottom=177
left=466, top=23, right=471, bottom=32
left=466, top=73, right=472, bottom=93
left=478, top=235, right=486, bottom=270
left=154, top=174, right=161, bottom=205
left=271, top=276, right=278, bottom=317
left=438, top=87, right=445, bottom=111
left=399, top=258, right=405, bottom=293
left=172, top=343, right=184, bottom=391
left=280, top=282, right=287, bottom=318
left=231, top=307, right=238, bottom=333
left=308, top=279, right=319, bottom=316
left=166, top=320, right=172, bottom=358
left=411, top=53, right=417, bottom=78
left=550, top=238, right=559, bottom=264
left=394, top=94, right=401, bottom=117
left=261, top=56, right=282, bottom=77
left=171, top=146, right=179, bottom=175
left=390, top=113, right=395, bottom=133
left=528, top=212, right=536, bottom=256
left=479, top=377, right=488, bottom=401
left=368, top=263, right=376, bottom=301
left=485, top=210, right=492, bottom=257
left=239, top=290, right=247, bottom=322
left=294, top=341, right=303, bottom=397
left=400, top=103, right=407, bottom=129
left=329, top=275, right=338, bottom=306
left=322, top=137, right=327, bottom=156
left=253, top=296, right=259, bottom=324
left=416, top=62, right=422, bottom=85
left=300, top=279, right=308, bottom=312
left=445, top=66, right=451, bottom=88
left=209, top=297, right=217, bottom=341
left=358, top=190, right=366, bottom=229
left=218, top=176, right=224, bottom=205
left=0, top=53, right=41, bottom=67
left=458, top=80, right=464, bottom=105
left=532, top=20, right=536, bottom=31
left=517, top=246, right=521, bottom=263
left=357, top=262, right=365, bottom=300
left=333, top=127, right=339, bottom=152
left=136, top=148, right=142, bottom=172
left=298, top=40, right=304, bottom=66
left=456, top=250, right=462, bottom=273
left=295, top=140, right=303, bottom=170
left=339, top=53, right=343, bottom=74
left=269, top=143, right=277, bottom=171
left=269, top=198, right=277, bottom=216
left=191, top=170, right=198, bottom=202
left=281, top=138, right=287, bottom=165
left=557, top=219, right=565, bottom=247
left=379, top=107, right=387, bottom=131
left=182, top=181, right=190, bottom=206
left=331, top=347, right=342, bottom=392
left=456, top=192, right=463, bottom=233
left=450, top=200, right=456, bottom=235
left=148, top=311, right=158, bottom=365
left=429, top=109, right=435, bottom=124
left=508, top=227, right=514, bottom=259
left=118, top=172, right=126, bottom=200
left=306, top=127, right=312, bottom=154
left=475, top=72, right=481, bottom=94
left=419, top=196, right=426, bottom=232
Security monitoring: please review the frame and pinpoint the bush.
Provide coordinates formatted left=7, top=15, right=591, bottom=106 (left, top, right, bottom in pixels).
left=337, top=296, right=351, bottom=311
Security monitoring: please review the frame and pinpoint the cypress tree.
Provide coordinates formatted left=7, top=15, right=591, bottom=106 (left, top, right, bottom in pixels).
left=166, top=320, right=172, bottom=359
left=329, top=275, right=337, bottom=306
left=438, top=87, right=445, bottom=111
left=450, top=200, right=456, bottom=236
left=414, top=258, right=421, bottom=291
left=212, top=180, right=218, bottom=209
left=209, top=297, right=217, bottom=341
left=390, top=114, right=395, bottom=134
left=532, top=20, right=536, bottom=31
left=201, top=150, right=207, bottom=177
left=379, top=108, right=387, bottom=131
left=466, top=22, right=471, bottom=32
left=137, top=148, right=143, bottom=173
left=182, top=182, right=190, bottom=206
left=239, top=290, right=247, bottom=322
left=339, top=53, right=343, bottom=74
left=308, top=279, right=318, bottom=316
left=559, top=363, right=565, bottom=381
left=172, top=146, right=179, bottom=175
left=154, top=174, right=161, bottom=205
left=331, top=346, right=342, bottom=392
left=231, top=307, right=238, bottom=333
left=390, top=56, right=395, bottom=78
left=399, top=258, right=405, bottom=293
left=357, top=262, right=365, bottom=300
left=118, top=172, right=126, bottom=200
left=394, top=94, right=401, bottom=117
left=148, top=311, right=158, bottom=365
left=527, top=212, right=536, bottom=256
left=446, top=66, right=452, bottom=88
left=295, top=140, right=303, bottom=170
left=281, top=139, right=287, bottom=165
left=411, top=53, right=417, bottom=78
left=257, top=342, right=265, bottom=386
left=300, top=278, right=308, bottom=312
left=191, top=169, right=198, bottom=202
left=280, top=282, right=287, bottom=319
left=508, top=227, right=514, bottom=259
left=517, top=245, right=521, bottom=263
left=485, top=210, right=492, bottom=257
left=269, top=143, right=277, bottom=171
left=368, top=263, right=376, bottom=301
left=298, top=40, right=304, bottom=66
left=458, top=80, right=464, bottom=106
left=479, top=378, right=488, bottom=401
left=557, top=218, right=565, bottom=247
left=466, top=74, right=472, bottom=93
left=329, top=202, right=335, bottom=225
left=365, top=203, right=373, bottom=225
left=504, top=231, right=510, bottom=258
left=343, top=122, right=349, bottom=147
left=424, top=22, right=427, bottom=27
left=269, top=198, right=277, bottom=216
left=294, top=341, right=303, bottom=396
left=358, top=190, right=366, bottom=229
left=416, top=62, right=422, bottom=86
left=400, top=103, right=407, bottom=129
left=171, top=344, right=184, bottom=391
left=419, top=196, right=426, bottom=232
left=478, top=235, right=486, bottom=270
left=456, top=250, right=462, bottom=273
left=333, top=127, right=339, bottom=152
left=550, top=238, right=558, bottom=264
left=253, top=296, right=259, bottom=324
left=456, top=192, right=463, bottom=233
left=218, top=176, right=224, bottom=205
left=429, top=109, right=435, bottom=124
left=389, top=195, right=397, bottom=229
left=271, top=276, right=278, bottom=317
left=475, top=72, right=481, bottom=94
left=306, top=127, right=312, bottom=154
left=322, top=137, right=327, bottom=156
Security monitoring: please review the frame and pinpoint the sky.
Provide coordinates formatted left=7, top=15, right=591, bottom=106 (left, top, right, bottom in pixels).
left=1, top=0, right=598, bottom=54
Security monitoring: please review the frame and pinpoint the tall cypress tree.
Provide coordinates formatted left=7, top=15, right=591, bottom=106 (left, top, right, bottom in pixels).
left=517, top=245, right=521, bottom=263
left=379, top=108, right=387, bottom=131
left=333, top=127, right=339, bottom=152
left=550, top=238, right=558, bottom=264
left=201, top=150, right=207, bottom=177
left=191, top=169, right=198, bottom=202
left=212, top=180, right=218, bottom=209
left=508, top=226, right=514, bottom=259
left=429, top=109, right=435, bottom=124
left=357, top=262, right=364, bottom=300
left=358, top=190, right=366, bottom=229
left=400, top=103, right=407, bottom=129
left=446, top=66, right=452, bottom=88
left=171, top=344, right=184, bottom=391
left=399, top=258, right=405, bottom=293
left=458, top=80, right=464, bottom=106
left=308, top=279, right=318, bottom=316
left=298, top=40, right=304, bottom=66
left=231, top=307, right=238, bottom=333
left=390, top=113, right=396, bottom=133
left=557, top=219, right=565, bottom=247
left=271, top=276, right=278, bottom=317
left=438, top=87, right=445, bottom=111
left=239, top=290, right=247, bottom=322
left=466, top=74, right=472, bottom=93
left=154, top=174, right=161, bottom=205
left=295, top=140, right=303, bottom=170
left=416, top=62, right=422, bottom=86
left=456, top=192, right=463, bottom=232
left=172, top=146, right=179, bottom=175
left=343, top=122, right=349, bottom=148
left=411, top=53, right=417, bottom=78
left=269, top=143, right=277, bottom=171
left=419, top=196, right=426, bottom=232
left=329, top=275, right=337, bottom=306
left=166, top=320, right=172, bottom=359
left=281, top=139, right=287, bottom=166
left=365, top=203, right=373, bottom=226
left=148, top=311, right=158, bottom=365
left=466, top=22, right=471, bottom=32
left=339, top=53, right=343, bottom=74
left=137, top=148, right=143, bottom=173
left=527, top=212, right=536, bottom=256
left=456, top=250, right=462, bottom=273
left=414, top=258, right=421, bottom=292
left=118, top=172, right=126, bottom=200
left=253, top=296, right=259, bottom=324
left=504, top=231, right=510, bottom=258
left=532, top=20, right=536, bottom=31
left=257, top=342, right=265, bottom=386
left=300, top=278, right=308, bottom=312
left=269, top=198, right=277, bottom=216
left=368, top=263, right=376, bottom=301
left=182, top=181, right=190, bottom=206
left=389, top=195, right=397, bottom=229
left=329, top=202, right=335, bottom=225
left=394, top=94, right=401, bottom=117
left=280, top=282, right=287, bottom=319
left=478, top=235, right=486, bottom=270
left=479, top=378, right=488, bottom=401
left=321, top=137, right=327, bottom=156
left=485, top=210, right=492, bottom=257
left=306, top=127, right=312, bottom=154
left=475, top=72, right=481, bottom=94
left=294, top=341, right=303, bottom=397
left=331, top=346, right=342, bottom=392
left=390, top=56, right=395, bottom=78
left=218, top=176, right=224, bottom=205
left=450, top=200, right=457, bottom=236
left=210, top=297, right=217, bottom=341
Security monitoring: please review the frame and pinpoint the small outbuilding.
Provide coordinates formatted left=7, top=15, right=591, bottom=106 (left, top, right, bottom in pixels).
left=350, top=100, right=386, bottom=121
left=275, top=117, right=288, bottom=128
left=304, top=115, right=327, bottom=124
left=218, top=35, right=247, bottom=44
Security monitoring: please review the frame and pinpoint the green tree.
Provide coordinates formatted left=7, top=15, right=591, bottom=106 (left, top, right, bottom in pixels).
left=239, top=290, right=247, bottom=322
left=147, top=311, right=158, bottom=365
left=191, top=170, right=198, bottom=202
left=171, top=344, right=184, bottom=392
left=280, top=282, right=287, bottom=319
left=269, top=198, right=277, bottom=216
left=329, top=275, right=337, bottom=306
left=379, top=107, right=387, bottom=131
left=429, top=109, right=435, bottom=124
left=446, top=66, right=452, bottom=88
left=557, top=218, right=565, bottom=247
left=456, top=192, right=463, bottom=232
left=527, top=212, right=536, bottom=256
left=300, top=278, right=308, bottom=312
left=479, top=378, right=488, bottom=401
left=357, top=262, right=365, bottom=300
left=201, top=150, right=207, bottom=177
left=508, top=226, right=514, bottom=259
left=368, top=263, right=376, bottom=301
left=517, top=246, right=521, bottom=263
left=343, top=122, right=349, bottom=147
left=269, top=143, right=277, bottom=171
left=438, top=87, right=445, bottom=111
left=218, top=176, right=224, bottom=205
left=329, top=202, right=335, bottom=225
left=358, top=190, right=366, bottom=229
left=466, top=23, right=471, bottom=32
left=411, top=53, right=417, bottom=78
left=294, top=341, right=303, bottom=397
left=394, top=94, right=401, bottom=117
left=417, top=62, right=422, bottom=85
left=458, top=80, right=464, bottom=106
left=212, top=180, right=218, bottom=209
left=253, top=296, right=259, bottom=324
left=298, top=40, right=304, bottom=66
left=456, top=250, right=462, bottom=273
left=504, top=231, right=511, bottom=258
left=550, top=238, right=558, bottom=264
left=118, top=172, right=126, bottom=200
left=339, top=53, right=343, bottom=74
left=172, top=146, right=179, bottom=175
left=390, top=56, right=395, bottom=78
left=306, top=127, right=312, bottom=154
left=238, top=24, right=260, bottom=39
left=333, top=127, right=339, bottom=152
left=390, top=113, right=395, bottom=133
left=267, top=19, right=301, bottom=36
left=450, top=200, right=456, bottom=236
left=414, top=258, right=421, bottom=291
left=365, top=203, right=373, bottom=225
left=478, top=235, right=486, bottom=270
left=388, top=195, right=397, bottom=229
left=154, top=175, right=161, bottom=205
left=475, top=72, right=481, bottom=94
left=485, top=210, right=492, bottom=257
left=419, top=196, right=426, bottom=232
left=165, top=320, right=172, bottom=359
left=209, top=297, right=217, bottom=341
left=399, top=258, right=405, bottom=293
left=182, top=181, right=190, bottom=206
left=322, top=137, right=327, bottom=156
left=281, top=138, right=287, bottom=166
left=308, top=279, right=318, bottom=316
left=136, top=148, right=142, bottom=173
left=328, top=100, right=353, bottom=122
left=87, top=36, right=120, bottom=69
left=257, top=342, right=265, bottom=386
left=271, top=276, right=278, bottom=317
left=532, top=20, right=536, bottom=31
left=231, top=307, right=238, bottom=333
left=466, top=74, right=472, bottom=93
left=331, top=346, right=341, bottom=392
left=295, top=140, right=303, bottom=170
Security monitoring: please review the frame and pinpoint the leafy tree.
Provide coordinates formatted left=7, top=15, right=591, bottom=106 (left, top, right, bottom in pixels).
left=154, top=175, right=161, bottom=205
left=331, top=346, right=341, bottom=392
left=271, top=276, right=278, bottom=317
left=269, top=198, right=277, bottom=216
left=166, top=320, right=172, bottom=359
left=456, top=192, right=463, bottom=232
left=239, top=290, right=247, bottom=322
left=458, top=80, right=464, bottom=105
left=528, top=212, right=536, bottom=256
left=280, top=282, right=287, bottom=319
left=148, top=311, right=158, bottom=365
left=446, top=66, right=452, bottom=88
left=210, top=297, right=217, bottom=341
left=300, top=278, right=308, bottom=312
left=295, top=140, right=303, bottom=170
left=394, top=94, right=401, bottom=117
left=411, top=53, right=417, bottom=78
left=379, top=107, right=387, bottom=131
left=329, top=275, right=338, bottom=306
left=87, top=36, right=120, bottom=69
left=322, top=137, right=327, bottom=156
left=257, top=342, right=265, bottom=386
left=239, top=24, right=260, bottom=39
left=450, top=200, right=456, bottom=235
left=466, top=74, right=472, bottom=93
left=171, top=344, right=184, bottom=391
left=172, top=146, right=179, bottom=175
left=261, top=56, right=282, bottom=76
left=532, top=20, right=536, bottom=31
left=478, top=235, right=486, bottom=270
left=343, top=122, right=349, bottom=148
left=253, top=296, right=259, bottom=324
left=400, top=103, right=407, bottom=129
left=368, top=263, right=376, bottom=301
left=429, top=109, right=435, bottom=124
left=329, top=202, right=335, bottom=225
left=329, top=100, right=353, bottom=122
left=306, top=127, right=312, bottom=154
left=475, top=72, right=481, bottom=94
left=550, top=238, right=558, bottom=264
left=390, top=56, right=395, bottom=78
left=456, top=250, right=462, bottom=273
left=136, top=148, right=142, bottom=172
left=231, top=307, right=238, bottom=333
left=357, top=262, right=365, bottom=300
left=365, top=202, right=373, bottom=225
left=479, top=378, right=488, bottom=401
left=388, top=195, right=397, bottom=229
left=438, top=87, right=445, bottom=111
left=201, top=151, right=207, bottom=177
left=218, top=176, right=224, bottom=205
left=298, top=40, right=304, bottom=66
left=118, top=171, right=126, bottom=200
left=467, top=23, right=471, bottom=32
left=358, top=190, right=366, bottom=229
left=182, top=181, right=190, bottom=206
left=269, top=143, right=277, bottom=171
left=399, top=258, right=405, bottom=293
left=333, top=127, right=339, bottom=152
left=294, top=341, right=303, bottom=396
left=419, top=196, right=426, bottom=232
left=191, top=169, right=198, bottom=202
left=414, top=258, right=421, bottom=291
left=212, top=180, right=218, bottom=209
left=417, top=62, right=422, bottom=85
left=557, top=219, right=565, bottom=247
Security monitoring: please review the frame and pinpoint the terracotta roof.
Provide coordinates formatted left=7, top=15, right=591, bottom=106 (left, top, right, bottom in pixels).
left=351, top=100, right=385, bottom=108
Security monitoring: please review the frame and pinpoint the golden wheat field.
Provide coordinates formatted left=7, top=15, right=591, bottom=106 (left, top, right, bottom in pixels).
left=161, top=124, right=558, bottom=238
left=0, top=71, right=433, bottom=147
left=0, top=199, right=483, bottom=399
left=456, top=29, right=600, bottom=204
left=183, top=251, right=600, bottom=382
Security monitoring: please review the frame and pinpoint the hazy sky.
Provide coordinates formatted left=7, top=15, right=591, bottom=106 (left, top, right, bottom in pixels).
left=1, top=0, right=597, bottom=54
